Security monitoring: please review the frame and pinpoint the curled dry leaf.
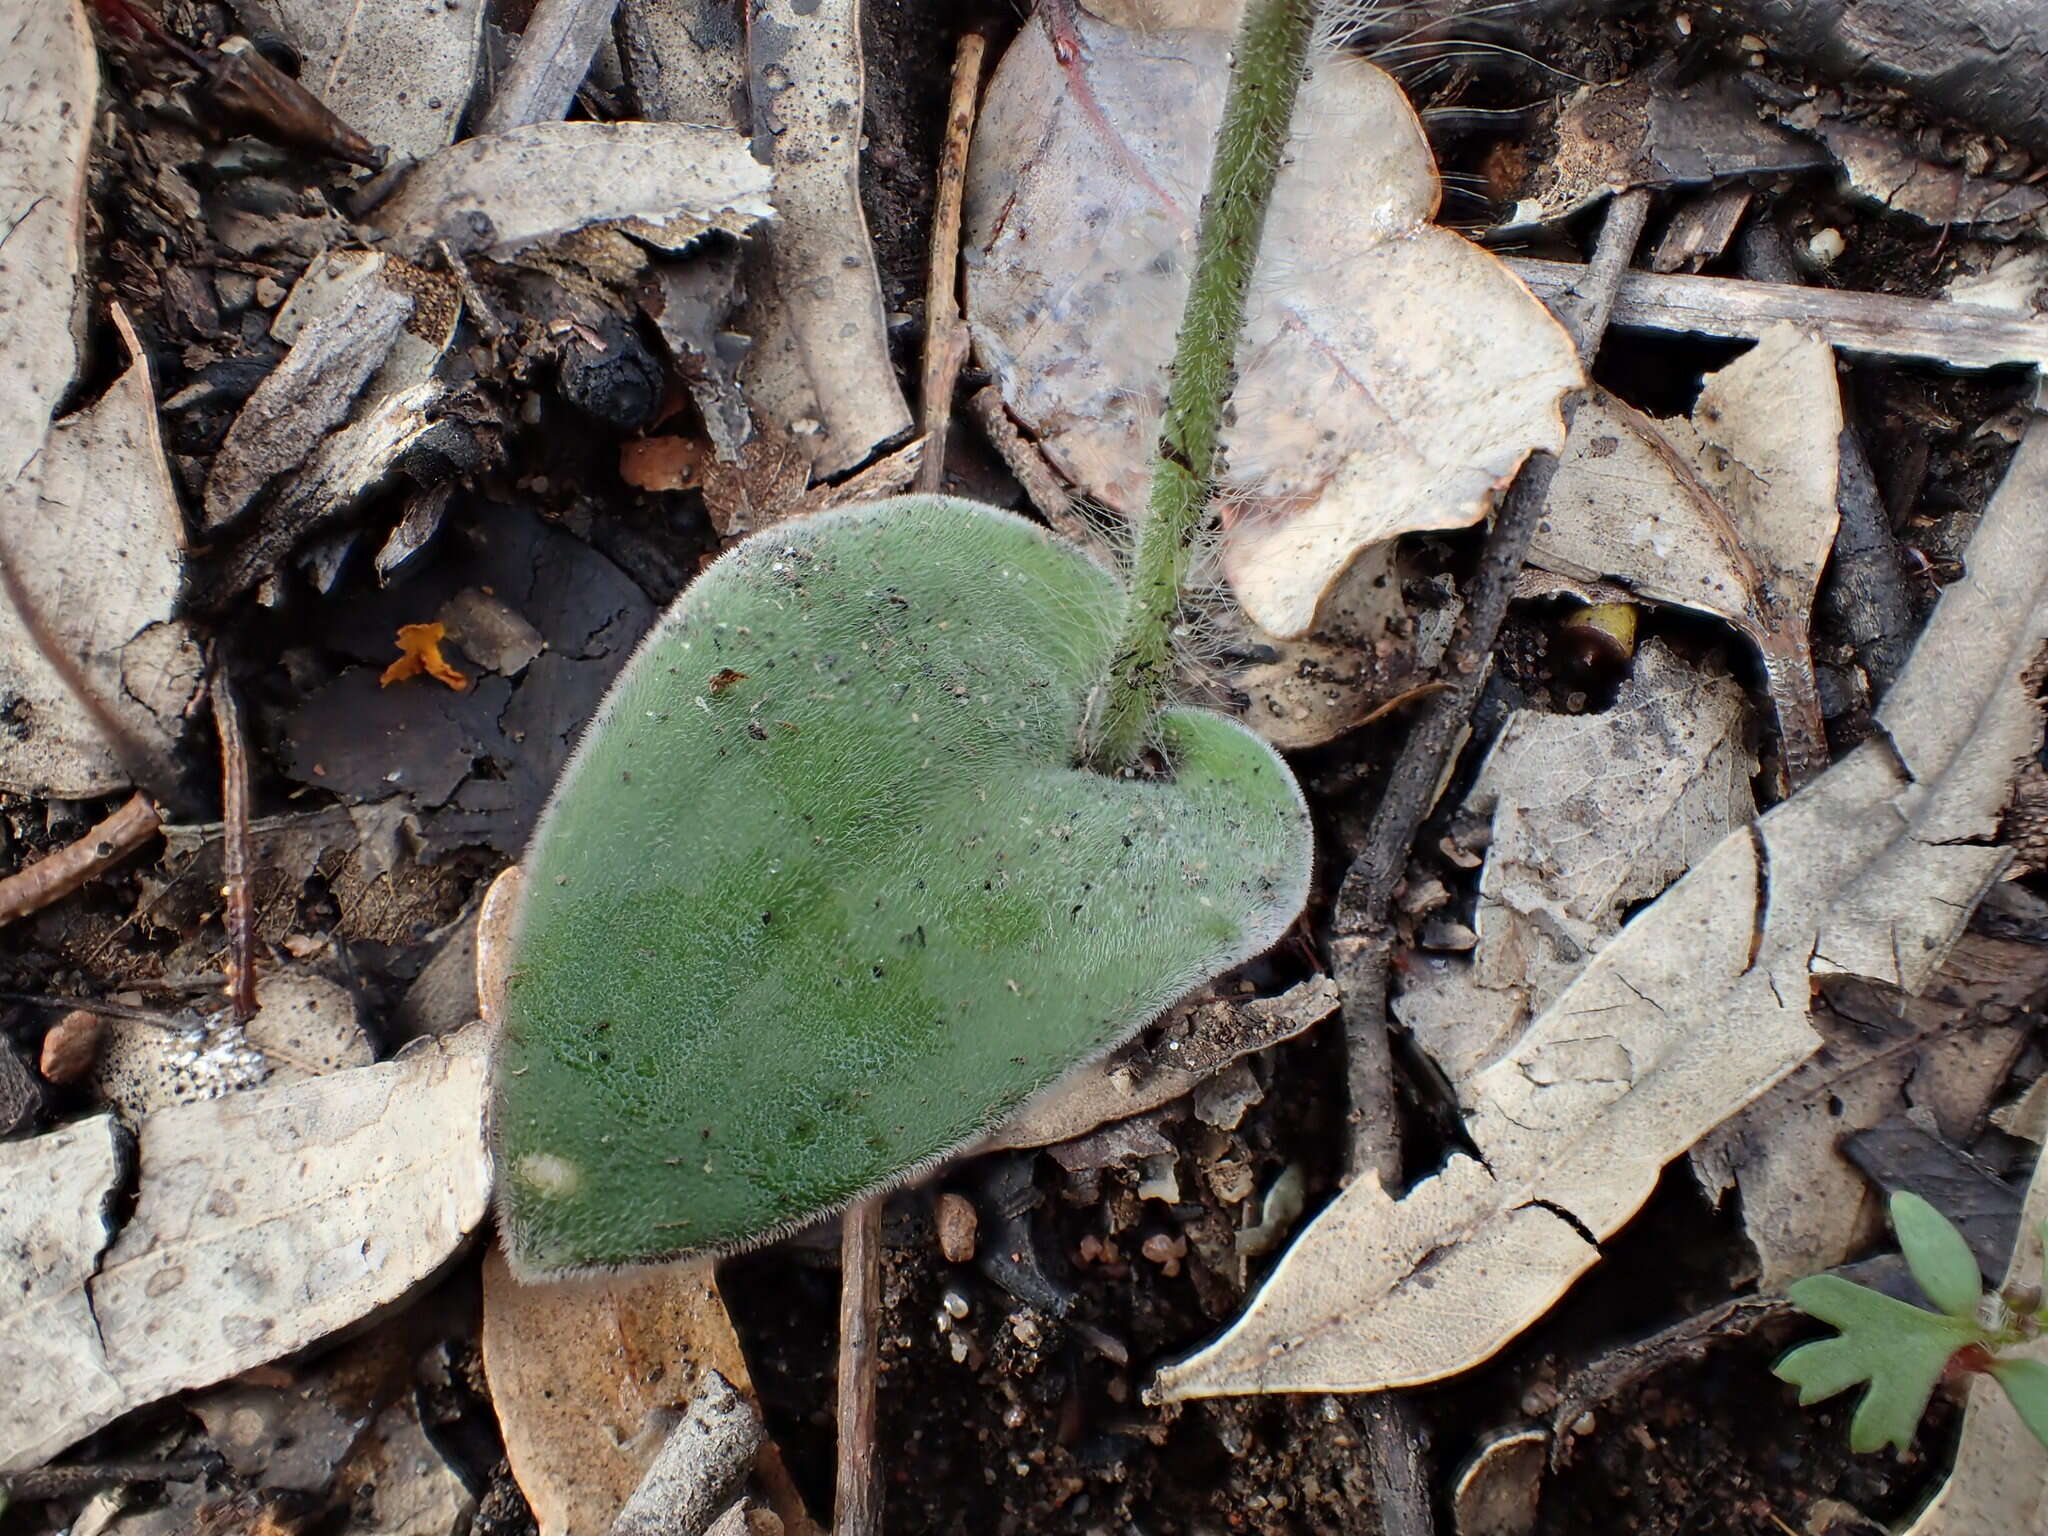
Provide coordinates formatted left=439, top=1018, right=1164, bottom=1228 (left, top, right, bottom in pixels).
left=1898, top=1143, right=2048, bottom=1535
left=0, top=1029, right=492, bottom=1471
left=1502, top=73, right=1829, bottom=232
left=741, top=0, right=912, bottom=477
left=0, top=305, right=205, bottom=797
left=1393, top=640, right=1756, bottom=1086
left=1233, top=546, right=1456, bottom=751
left=371, top=121, right=772, bottom=261
left=267, top=0, right=483, bottom=161
left=1151, top=415, right=2048, bottom=1401
left=1532, top=323, right=1841, bottom=784
left=963, top=9, right=1580, bottom=639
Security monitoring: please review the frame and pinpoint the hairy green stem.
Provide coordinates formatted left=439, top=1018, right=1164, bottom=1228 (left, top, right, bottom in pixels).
left=1084, top=0, right=1322, bottom=772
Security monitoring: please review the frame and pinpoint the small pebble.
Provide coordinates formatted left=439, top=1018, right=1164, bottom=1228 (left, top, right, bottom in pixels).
left=39, top=1010, right=104, bottom=1085
left=1807, top=227, right=1847, bottom=264
left=946, top=1332, right=970, bottom=1364
left=935, top=1191, right=978, bottom=1263
left=941, top=1286, right=971, bottom=1320
left=1140, top=1232, right=1188, bottom=1278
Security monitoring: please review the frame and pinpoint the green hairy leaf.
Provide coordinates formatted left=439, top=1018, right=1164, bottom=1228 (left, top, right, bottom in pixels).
left=1989, top=1357, right=2048, bottom=1449
left=1891, top=1190, right=1984, bottom=1318
left=1775, top=1273, right=1986, bottom=1454
left=491, top=498, right=1313, bottom=1275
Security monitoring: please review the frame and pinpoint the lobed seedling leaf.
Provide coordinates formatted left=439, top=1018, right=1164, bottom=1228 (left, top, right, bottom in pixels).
left=1892, top=1190, right=1985, bottom=1319
left=1775, top=1274, right=1987, bottom=1454
left=490, top=497, right=1313, bottom=1276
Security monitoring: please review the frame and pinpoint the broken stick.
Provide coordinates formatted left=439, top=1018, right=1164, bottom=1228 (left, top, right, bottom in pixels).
left=1507, top=255, right=2048, bottom=373
left=915, top=31, right=990, bottom=493
left=833, top=1196, right=885, bottom=1536
left=0, top=793, right=162, bottom=928
left=211, top=664, right=258, bottom=1024
left=477, top=0, right=623, bottom=133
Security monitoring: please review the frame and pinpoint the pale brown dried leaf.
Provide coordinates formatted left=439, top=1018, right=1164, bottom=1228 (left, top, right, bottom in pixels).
left=963, top=11, right=1579, bottom=639
left=1532, top=323, right=1841, bottom=781
left=0, top=307, right=204, bottom=797
left=0, top=1031, right=492, bottom=1470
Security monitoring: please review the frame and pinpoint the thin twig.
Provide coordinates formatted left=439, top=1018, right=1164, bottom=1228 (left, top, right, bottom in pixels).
left=1505, top=254, right=2048, bottom=372
left=833, top=1197, right=885, bottom=1536
left=914, top=31, right=989, bottom=494
left=0, top=992, right=198, bottom=1030
left=0, top=794, right=162, bottom=928
left=477, top=0, right=623, bottom=134
left=967, top=385, right=1080, bottom=525
left=211, top=664, right=258, bottom=1023
left=1325, top=189, right=1650, bottom=1536
left=1332, top=188, right=1650, bottom=1183
left=0, top=1457, right=217, bottom=1499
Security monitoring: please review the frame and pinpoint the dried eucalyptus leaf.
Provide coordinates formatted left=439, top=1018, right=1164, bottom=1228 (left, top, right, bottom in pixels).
left=0, top=307, right=203, bottom=797
left=267, top=0, right=484, bottom=161
left=0, top=1032, right=491, bottom=1470
left=371, top=122, right=772, bottom=261
left=963, top=11, right=1579, bottom=639
left=1394, top=641, right=1755, bottom=1085
left=492, top=497, right=1311, bottom=1274
left=1533, top=323, right=1841, bottom=780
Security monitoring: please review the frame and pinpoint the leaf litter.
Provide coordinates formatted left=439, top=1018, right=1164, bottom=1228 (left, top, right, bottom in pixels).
left=1154, top=416, right=2048, bottom=1401
left=12, top=0, right=2048, bottom=1531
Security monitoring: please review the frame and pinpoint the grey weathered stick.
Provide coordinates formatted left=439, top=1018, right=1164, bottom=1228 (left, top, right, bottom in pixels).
left=1327, top=189, right=1652, bottom=1536
left=1507, top=256, right=2048, bottom=373
left=914, top=31, right=990, bottom=494
left=211, top=665, right=257, bottom=1024
left=608, top=1371, right=762, bottom=1536
left=0, top=1457, right=217, bottom=1499
left=1738, top=220, right=1918, bottom=699
left=478, top=0, right=623, bottom=134
left=0, top=793, right=162, bottom=928
left=834, top=1196, right=885, bottom=1536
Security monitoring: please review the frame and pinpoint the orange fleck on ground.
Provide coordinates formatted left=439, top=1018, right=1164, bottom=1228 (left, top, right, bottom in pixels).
left=380, top=622, right=470, bottom=691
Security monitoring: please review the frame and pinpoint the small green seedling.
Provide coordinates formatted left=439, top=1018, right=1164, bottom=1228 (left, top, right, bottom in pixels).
left=491, top=0, right=1324, bottom=1276
left=1774, top=1191, right=2048, bottom=1455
